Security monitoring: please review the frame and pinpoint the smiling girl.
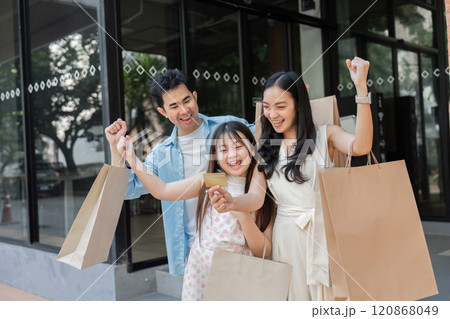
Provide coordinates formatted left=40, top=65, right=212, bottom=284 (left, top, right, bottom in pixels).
left=117, top=121, right=275, bottom=301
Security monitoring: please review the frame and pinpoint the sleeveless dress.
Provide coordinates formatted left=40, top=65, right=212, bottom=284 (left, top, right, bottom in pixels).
left=267, top=124, right=334, bottom=301
left=181, top=175, right=254, bottom=301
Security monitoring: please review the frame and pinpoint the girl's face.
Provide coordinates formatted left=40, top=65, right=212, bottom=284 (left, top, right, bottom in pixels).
left=263, top=86, right=297, bottom=139
left=215, top=132, right=253, bottom=177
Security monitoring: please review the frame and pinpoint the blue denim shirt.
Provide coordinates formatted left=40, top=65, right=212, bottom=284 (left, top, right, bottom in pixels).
left=124, top=113, right=255, bottom=275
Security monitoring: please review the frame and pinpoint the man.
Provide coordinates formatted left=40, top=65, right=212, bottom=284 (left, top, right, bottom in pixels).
left=105, top=69, right=254, bottom=275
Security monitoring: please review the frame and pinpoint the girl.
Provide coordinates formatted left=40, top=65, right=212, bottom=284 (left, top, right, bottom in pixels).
left=117, top=121, right=275, bottom=301
left=210, top=57, right=373, bottom=300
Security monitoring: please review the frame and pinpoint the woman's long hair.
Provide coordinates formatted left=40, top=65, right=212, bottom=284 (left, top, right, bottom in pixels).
left=257, top=71, right=317, bottom=184
left=195, top=121, right=275, bottom=238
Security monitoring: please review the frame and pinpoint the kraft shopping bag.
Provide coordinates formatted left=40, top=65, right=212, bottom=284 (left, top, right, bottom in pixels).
left=318, top=156, right=438, bottom=300
left=57, top=164, right=130, bottom=270
left=255, top=96, right=346, bottom=167
left=310, top=95, right=346, bottom=167
left=204, top=238, right=292, bottom=301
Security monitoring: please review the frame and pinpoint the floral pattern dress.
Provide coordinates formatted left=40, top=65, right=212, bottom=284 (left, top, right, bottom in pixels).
left=182, top=175, right=254, bottom=301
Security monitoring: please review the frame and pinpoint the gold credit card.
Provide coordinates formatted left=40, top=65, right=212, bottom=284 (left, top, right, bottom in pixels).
left=203, top=173, right=228, bottom=188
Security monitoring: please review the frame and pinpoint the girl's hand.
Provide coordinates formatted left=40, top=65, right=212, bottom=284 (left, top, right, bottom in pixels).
left=117, top=135, right=134, bottom=164
left=208, top=186, right=233, bottom=213
left=346, top=57, right=370, bottom=90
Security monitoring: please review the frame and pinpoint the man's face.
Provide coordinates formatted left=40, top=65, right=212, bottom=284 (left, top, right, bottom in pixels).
left=157, top=84, right=202, bottom=136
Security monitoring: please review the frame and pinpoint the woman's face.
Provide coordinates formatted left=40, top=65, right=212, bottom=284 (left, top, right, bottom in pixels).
left=263, top=85, right=297, bottom=139
left=215, top=132, right=252, bottom=177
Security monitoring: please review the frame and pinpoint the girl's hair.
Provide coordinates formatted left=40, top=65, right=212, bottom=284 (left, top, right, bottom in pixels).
left=195, top=121, right=275, bottom=237
left=257, top=71, right=317, bottom=184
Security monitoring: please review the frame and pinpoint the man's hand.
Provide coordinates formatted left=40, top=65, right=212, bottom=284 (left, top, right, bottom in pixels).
left=105, top=118, right=127, bottom=148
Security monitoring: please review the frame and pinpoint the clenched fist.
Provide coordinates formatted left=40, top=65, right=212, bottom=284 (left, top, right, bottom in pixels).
left=105, top=118, right=127, bottom=147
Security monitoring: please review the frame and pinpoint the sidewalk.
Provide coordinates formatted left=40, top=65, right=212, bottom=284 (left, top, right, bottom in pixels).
left=0, top=233, right=448, bottom=301
left=0, top=283, right=48, bottom=301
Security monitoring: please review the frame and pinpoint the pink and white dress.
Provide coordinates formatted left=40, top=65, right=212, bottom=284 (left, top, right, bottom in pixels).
left=181, top=175, right=254, bottom=301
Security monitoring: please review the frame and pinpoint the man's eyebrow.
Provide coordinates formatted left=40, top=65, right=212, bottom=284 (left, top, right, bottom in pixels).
left=168, top=95, right=191, bottom=107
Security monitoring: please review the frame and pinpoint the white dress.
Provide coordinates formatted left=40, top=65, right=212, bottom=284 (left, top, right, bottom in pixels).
left=267, top=124, right=334, bottom=301
left=182, top=175, right=253, bottom=301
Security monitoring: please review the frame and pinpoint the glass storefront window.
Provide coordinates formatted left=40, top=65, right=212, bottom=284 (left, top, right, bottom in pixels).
left=337, top=37, right=357, bottom=97
left=397, top=49, right=426, bottom=201
left=247, top=15, right=287, bottom=100
left=394, top=4, right=434, bottom=47
left=120, top=0, right=183, bottom=263
left=186, top=1, right=241, bottom=117
left=29, top=0, right=103, bottom=247
left=0, top=1, right=28, bottom=241
left=397, top=50, right=422, bottom=146
left=366, top=42, right=394, bottom=98
left=421, top=53, right=445, bottom=204
left=337, top=0, right=388, bottom=36
left=298, top=24, right=324, bottom=99
left=254, top=0, right=322, bottom=18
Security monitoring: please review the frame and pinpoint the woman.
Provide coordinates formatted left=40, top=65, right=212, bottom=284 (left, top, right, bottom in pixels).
left=210, top=57, right=373, bottom=300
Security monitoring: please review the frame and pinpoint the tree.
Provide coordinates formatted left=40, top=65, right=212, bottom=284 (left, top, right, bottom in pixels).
left=30, top=26, right=102, bottom=173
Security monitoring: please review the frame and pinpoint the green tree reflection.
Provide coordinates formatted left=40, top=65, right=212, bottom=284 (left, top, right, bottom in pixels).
left=31, top=27, right=101, bottom=173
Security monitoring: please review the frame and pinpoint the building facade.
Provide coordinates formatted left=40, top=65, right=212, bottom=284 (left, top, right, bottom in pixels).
left=0, top=0, right=449, bottom=300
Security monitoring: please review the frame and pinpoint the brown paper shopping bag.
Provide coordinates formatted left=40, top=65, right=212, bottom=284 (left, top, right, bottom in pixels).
left=57, top=164, right=130, bottom=270
left=310, top=95, right=346, bottom=167
left=204, top=238, right=292, bottom=300
left=255, top=96, right=346, bottom=166
left=318, top=158, right=438, bottom=301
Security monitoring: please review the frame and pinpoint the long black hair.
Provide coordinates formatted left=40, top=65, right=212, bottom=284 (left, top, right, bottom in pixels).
left=257, top=71, right=317, bottom=184
left=196, top=121, right=275, bottom=238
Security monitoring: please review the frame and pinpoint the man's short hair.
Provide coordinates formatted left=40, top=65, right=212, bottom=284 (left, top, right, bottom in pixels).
left=149, top=69, right=191, bottom=108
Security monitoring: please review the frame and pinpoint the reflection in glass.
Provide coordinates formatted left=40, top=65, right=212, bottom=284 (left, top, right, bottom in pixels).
left=337, top=37, right=357, bottom=97
left=29, top=0, right=103, bottom=247
left=186, top=1, right=241, bottom=117
left=0, top=1, right=28, bottom=241
left=397, top=49, right=426, bottom=200
left=366, top=42, right=394, bottom=98
left=398, top=50, right=422, bottom=145
left=120, top=0, right=183, bottom=263
left=299, top=24, right=324, bottom=99
left=336, top=0, right=388, bottom=36
left=395, top=4, right=433, bottom=47
left=254, top=0, right=322, bottom=18
left=421, top=53, right=444, bottom=203
left=247, top=15, right=287, bottom=100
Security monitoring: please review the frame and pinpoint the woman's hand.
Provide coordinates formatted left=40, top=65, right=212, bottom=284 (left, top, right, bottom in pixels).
left=208, top=186, right=233, bottom=213
left=346, top=57, right=370, bottom=95
left=117, top=135, right=134, bottom=164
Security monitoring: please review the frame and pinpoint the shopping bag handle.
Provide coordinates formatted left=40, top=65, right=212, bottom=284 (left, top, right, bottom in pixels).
left=345, top=140, right=381, bottom=173
left=262, top=235, right=268, bottom=260
left=114, top=152, right=127, bottom=168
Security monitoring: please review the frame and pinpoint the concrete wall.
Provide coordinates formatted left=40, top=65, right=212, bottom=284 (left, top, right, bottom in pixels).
left=0, top=241, right=167, bottom=300
left=0, top=242, right=116, bottom=300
